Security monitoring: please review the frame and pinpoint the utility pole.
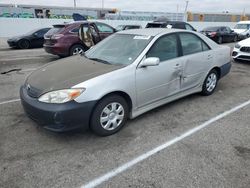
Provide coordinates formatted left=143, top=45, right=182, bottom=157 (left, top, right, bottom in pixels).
left=74, top=0, right=76, bottom=8
left=184, top=0, right=189, bottom=13
left=102, top=0, right=104, bottom=10
left=184, top=1, right=189, bottom=21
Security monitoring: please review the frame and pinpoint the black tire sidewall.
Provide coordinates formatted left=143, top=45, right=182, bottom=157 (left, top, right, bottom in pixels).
left=201, top=70, right=218, bottom=96
left=69, top=44, right=85, bottom=56
left=18, top=39, right=30, bottom=49
left=218, top=37, right=222, bottom=44
left=90, top=95, right=129, bottom=136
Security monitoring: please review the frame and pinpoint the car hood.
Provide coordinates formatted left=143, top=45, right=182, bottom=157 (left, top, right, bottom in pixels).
left=8, top=35, right=27, bottom=41
left=25, top=55, right=123, bottom=97
left=238, top=37, right=250, bottom=46
left=233, top=29, right=247, bottom=34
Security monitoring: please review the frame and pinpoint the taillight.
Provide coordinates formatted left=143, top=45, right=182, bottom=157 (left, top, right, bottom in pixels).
left=51, top=34, right=64, bottom=39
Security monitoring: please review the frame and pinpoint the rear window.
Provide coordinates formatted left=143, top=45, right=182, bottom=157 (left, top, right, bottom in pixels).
left=45, top=25, right=65, bottom=36
left=146, top=23, right=164, bottom=28
left=203, top=27, right=220, bottom=31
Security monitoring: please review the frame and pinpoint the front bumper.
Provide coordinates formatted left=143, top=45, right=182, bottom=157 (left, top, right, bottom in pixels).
left=232, top=47, right=250, bottom=61
left=20, top=86, right=96, bottom=132
left=7, top=40, right=17, bottom=48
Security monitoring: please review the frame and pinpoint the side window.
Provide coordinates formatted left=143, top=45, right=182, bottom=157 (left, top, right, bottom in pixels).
left=71, top=27, right=80, bottom=33
left=185, top=24, right=194, bottom=31
left=36, top=29, right=47, bottom=37
left=147, top=34, right=178, bottom=62
left=95, top=23, right=114, bottom=33
left=201, top=41, right=210, bottom=51
left=179, top=33, right=204, bottom=55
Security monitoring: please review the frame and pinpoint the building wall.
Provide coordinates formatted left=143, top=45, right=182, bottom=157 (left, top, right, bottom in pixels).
left=0, top=18, right=238, bottom=37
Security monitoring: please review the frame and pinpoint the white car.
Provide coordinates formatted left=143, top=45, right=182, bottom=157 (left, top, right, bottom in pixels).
left=233, top=21, right=250, bottom=40
left=232, top=37, right=250, bottom=61
left=20, top=29, right=231, bottom=136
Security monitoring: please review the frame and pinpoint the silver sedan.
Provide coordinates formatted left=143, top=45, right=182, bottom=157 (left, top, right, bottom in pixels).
left=20, top=28, right=231, bottom=136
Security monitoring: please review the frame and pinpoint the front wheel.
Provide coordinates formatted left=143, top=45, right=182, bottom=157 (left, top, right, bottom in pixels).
left=90, top=95, right=129, bottom=136
left=201, top=70, right=218, bottom=96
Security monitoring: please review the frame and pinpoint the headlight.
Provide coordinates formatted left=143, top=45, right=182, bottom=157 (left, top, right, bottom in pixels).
left=38, top=88, right=85, bottom=104
left=235, top=43, right=241, bottom=49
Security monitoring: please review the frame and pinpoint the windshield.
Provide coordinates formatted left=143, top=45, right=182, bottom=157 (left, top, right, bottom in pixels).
left=203, top=27, right=220, bottom=32
left=85, top=34, right=153, bottom=65
left=25, top=28, right=40, bottom=35
left=45, top=25, right=65, bottom=36
left=234, top=24, right=250, bottom=30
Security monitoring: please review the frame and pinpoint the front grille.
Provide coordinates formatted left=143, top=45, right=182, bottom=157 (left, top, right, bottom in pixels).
left=240, top=47, right=250, bottom=53
left=25, top=83, right=42, bottom=98
left=237, top=55, right=250, bottom=60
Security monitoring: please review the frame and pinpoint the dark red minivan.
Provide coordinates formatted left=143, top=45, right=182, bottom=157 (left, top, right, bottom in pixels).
left=44, top=21, right=116, bottom=57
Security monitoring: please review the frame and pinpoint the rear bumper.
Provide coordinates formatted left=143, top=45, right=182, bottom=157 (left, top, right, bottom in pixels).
left=20, top=86, right=97, bottom=132
left=43, top=44, right=69, bottom=56
left=220, top=62, right=231, bottom=78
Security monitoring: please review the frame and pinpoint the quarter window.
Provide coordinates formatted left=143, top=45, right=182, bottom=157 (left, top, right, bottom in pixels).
left=147, top=34, right=178, bottom=62
left=95, top=23, right=114, bottom=33
left=180, top=33, right=209, bottom=55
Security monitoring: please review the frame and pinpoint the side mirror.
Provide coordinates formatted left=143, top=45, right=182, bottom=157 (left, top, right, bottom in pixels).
left=139, top=57, right=160, bottom=68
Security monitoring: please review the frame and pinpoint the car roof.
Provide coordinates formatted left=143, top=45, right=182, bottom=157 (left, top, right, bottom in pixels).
left=117, top=28, right=190, bottom=36
left=237, top=21, right=250, bottom=24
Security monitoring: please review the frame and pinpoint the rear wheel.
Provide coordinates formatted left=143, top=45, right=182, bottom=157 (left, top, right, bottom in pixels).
left=18, top=39, right=30, bottom=49
left=201, top=69, right=218, bottom=96
left=217, top=37, right=223, bottom=44
left=233, top=35, right=238, bottom=42
left=90, top=95, right=129, bottom=136
left=69, top=44, right=85, bottom=56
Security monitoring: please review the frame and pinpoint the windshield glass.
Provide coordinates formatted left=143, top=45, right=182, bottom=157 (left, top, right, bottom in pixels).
left=234, top=24, right=250, bottom=30
left=85, top=34, right=153, bottom=65
left=203, top=27, right=220, bottom=31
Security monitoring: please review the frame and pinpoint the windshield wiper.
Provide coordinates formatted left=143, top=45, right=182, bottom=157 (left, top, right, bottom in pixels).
left=88, top=58, right=111, bottom=64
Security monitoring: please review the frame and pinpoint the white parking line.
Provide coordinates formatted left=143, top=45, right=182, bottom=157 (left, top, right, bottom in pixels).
left=81, top=99, right=250, bottom=188
left=0, top=99, right=20, bottom=105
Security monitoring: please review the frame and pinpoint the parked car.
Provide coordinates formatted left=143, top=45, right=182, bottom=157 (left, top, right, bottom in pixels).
left=115, top=25, right=142, bottom=31
left=20, top=29, right=231, bottom=136
left=232, top=37, right=250, bottom=61
left=7, top=28, right=51, bottom=49
left=233, top=21, right=250, bottom=40
left=43, top=21, right=116, bottom=57
left=201, top=26, right=238, bottom=44
left=145, top=21, right=196, bottom=31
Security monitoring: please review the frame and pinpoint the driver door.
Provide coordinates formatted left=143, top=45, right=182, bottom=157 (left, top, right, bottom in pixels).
left=136, top=34, right=183, bottom=108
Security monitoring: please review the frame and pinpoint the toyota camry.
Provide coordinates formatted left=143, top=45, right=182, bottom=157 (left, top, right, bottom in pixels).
left=20, top=29, right=231, bottom=136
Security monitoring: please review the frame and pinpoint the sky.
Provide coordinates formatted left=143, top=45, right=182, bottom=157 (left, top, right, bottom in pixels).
left=1, top=0, right=249, bottom=13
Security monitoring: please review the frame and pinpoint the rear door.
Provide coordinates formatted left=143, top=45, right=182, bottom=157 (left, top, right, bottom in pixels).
left=94, top=22, right=115, bottom=40
left=178, top=33, right=212, bottom=91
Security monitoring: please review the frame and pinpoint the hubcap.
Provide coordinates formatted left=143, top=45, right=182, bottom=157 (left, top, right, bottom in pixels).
left=206, top=73, right=217, bottom=92
left=73, top=47, right=83, bottom=55
left=100, top=102, right=124, bottom=131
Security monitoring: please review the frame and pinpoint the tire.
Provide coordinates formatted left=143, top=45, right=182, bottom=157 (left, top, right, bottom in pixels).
left=18, top=39, right=30, bottom=49
left=233, top=35, right=238, bottom=42
left=201, top=69, right=218, bottom=96
left=217, top=37, right=223, bottom=44
left=69, top=44, right=85, bottom=56
left=90, top=95, right=129, bottom=136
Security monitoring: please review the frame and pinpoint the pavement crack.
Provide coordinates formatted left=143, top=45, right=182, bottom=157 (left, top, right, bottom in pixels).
left=1, top=68, right=22, bottom=74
